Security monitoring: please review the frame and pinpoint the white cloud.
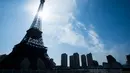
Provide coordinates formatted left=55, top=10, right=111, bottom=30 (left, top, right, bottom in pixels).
left=87, top=26, right=104, bottom=52
left=57, top=23, right=86, bottom=47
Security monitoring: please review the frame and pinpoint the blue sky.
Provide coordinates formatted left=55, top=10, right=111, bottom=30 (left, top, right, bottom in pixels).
left=0, top=0, right=130, bottom=65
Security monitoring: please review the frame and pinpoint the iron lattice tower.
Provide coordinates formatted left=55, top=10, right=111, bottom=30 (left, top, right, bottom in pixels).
left=0, top=0, right=55, bottom=70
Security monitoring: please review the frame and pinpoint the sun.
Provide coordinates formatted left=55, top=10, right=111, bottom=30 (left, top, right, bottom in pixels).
left=26, top=1, right=51, bottom=21
left=38, top=9, right=50, bottom=20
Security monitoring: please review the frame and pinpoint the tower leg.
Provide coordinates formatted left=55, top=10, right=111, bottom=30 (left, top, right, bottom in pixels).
left=29, top=58, right=38, bottom=70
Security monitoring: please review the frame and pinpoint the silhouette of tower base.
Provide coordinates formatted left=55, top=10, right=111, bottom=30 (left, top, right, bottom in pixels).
left=0, top=42, right=55, bottom=70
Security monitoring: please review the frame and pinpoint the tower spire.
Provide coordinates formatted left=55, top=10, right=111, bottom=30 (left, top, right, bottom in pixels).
left=30, top=0, right=45, bottom=31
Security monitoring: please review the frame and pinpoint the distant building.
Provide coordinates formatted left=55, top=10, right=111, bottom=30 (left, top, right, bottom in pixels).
left=106, top=55, right=122, bottom=68
left=81, top=54, right=87, bottom=68
left=107, top=55, right=117, bottom=64
left=61, top=53, right=67, bottom=67
left=87, top=53, right=93, bottom=67
left=126, top=54, right=130, bottom=65
left=69, top=55, right=74, bottom=68
left=73, top=53, right=80, bottom=69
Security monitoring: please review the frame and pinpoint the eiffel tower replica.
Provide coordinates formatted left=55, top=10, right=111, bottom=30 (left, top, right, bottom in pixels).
left=0, top=0, right=55, bottom=70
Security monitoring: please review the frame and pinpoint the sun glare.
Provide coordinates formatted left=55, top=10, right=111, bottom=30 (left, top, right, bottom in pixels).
left=38, top=11, right=43, bottom=17
left=26, top=1, right=51, bottom=21
left=38, top=9, right=50, bottom=20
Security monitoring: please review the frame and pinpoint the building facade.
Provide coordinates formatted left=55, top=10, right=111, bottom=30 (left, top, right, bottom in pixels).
left=61, top=53, right=68, bottom=67
left=73, top=53, right=80, bottom=69
left=81, top=54, right=87, bottom=68
left=87, top=53, right=93, bottom=67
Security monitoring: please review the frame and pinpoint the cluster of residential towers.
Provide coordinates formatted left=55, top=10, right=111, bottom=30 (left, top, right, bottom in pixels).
left=60, top=53, right=130, bottom=69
